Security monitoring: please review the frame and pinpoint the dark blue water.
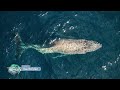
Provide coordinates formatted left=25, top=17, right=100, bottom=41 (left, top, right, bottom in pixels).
left=0, top=11, right=120, bottom=79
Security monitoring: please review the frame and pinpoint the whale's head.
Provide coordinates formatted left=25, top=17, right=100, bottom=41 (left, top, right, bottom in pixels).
left=86, top=40, right=102, bottom=52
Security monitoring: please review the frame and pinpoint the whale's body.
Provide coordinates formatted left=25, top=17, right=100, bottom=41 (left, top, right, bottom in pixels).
left=14, top=33, right=102, bottom=59
left=25, top=39, right=102, bottom=55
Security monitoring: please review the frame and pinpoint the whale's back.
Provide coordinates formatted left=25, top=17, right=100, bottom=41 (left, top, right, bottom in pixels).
left=49, top=39, right=102, bottom=54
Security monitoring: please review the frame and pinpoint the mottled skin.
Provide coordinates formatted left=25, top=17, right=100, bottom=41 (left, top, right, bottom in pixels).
left=31, top=39, right=102, bottom=55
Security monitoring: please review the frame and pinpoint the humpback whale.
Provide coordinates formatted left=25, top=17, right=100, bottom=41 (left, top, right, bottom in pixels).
left=14, top=33, right=102, bottom=59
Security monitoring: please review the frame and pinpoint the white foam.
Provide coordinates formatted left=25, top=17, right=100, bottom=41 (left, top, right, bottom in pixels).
left=66, top=72, right=69, bottom=74
left=108, top=62, right=112, bottom=66
left=69, top=26, right=74, bottom=30
left=75, top=14, right=78, bottom=16
left=102, top=65, right=107, bottom=71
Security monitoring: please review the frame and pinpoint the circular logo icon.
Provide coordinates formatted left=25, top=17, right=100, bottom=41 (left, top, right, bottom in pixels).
left=8, top=64, right=21, bottom=75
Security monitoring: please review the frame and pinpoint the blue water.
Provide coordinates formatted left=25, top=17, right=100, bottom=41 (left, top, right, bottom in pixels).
left=0, top=11, right=120, bottom=79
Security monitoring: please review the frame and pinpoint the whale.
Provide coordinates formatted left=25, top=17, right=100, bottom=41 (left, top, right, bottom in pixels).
left=14, top=33, right=102, bottom=59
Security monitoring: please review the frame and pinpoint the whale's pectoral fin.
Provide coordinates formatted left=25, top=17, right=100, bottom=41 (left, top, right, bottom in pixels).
left=52, top=54, right=68, bottom=59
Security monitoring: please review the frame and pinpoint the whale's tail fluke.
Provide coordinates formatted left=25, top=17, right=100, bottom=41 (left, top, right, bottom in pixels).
left=13, top=32, right=51, bottom=60
left=14, top=32, right=27, bottom=60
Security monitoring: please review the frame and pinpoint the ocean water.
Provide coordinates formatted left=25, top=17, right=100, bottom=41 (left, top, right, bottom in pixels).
left=0, top=11, right=120, bottom=79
